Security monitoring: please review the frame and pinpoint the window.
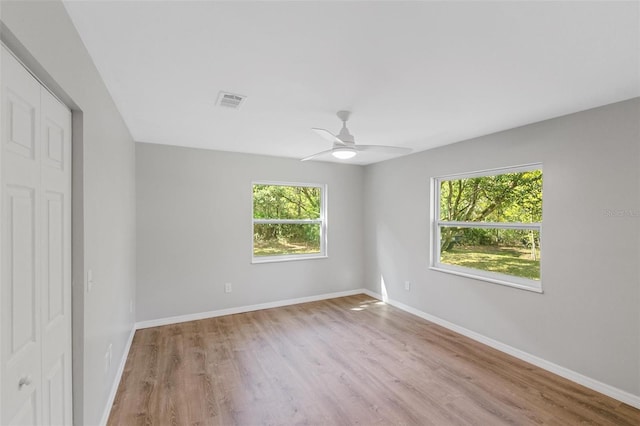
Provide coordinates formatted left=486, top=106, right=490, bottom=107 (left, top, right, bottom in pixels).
left=252, top=182, right=327, bottom=263
left=431, top=165, right=543, bottom=292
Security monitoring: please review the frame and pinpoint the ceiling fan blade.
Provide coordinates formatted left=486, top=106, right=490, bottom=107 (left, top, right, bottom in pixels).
left=312, top=128, right=345, bottom=145
left=354, top=145, right=412, bottom=154
left=300, top=149, right=335, bottom=162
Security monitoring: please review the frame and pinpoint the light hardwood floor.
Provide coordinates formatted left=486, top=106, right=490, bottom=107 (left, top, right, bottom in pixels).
left=108, top=294, right=640, bottom=425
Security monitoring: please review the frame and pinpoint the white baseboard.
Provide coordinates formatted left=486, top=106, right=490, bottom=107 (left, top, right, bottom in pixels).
left=361, top=288, right=640, bottom=410
left=99, top=326, right=136, bottom=426
left=135, top=289, right=365, bottom=330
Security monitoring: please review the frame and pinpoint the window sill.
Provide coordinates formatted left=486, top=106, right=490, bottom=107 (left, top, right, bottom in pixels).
left=429, top=265, right=543, bottom=293
left=252, top=254, right=328, bottom=264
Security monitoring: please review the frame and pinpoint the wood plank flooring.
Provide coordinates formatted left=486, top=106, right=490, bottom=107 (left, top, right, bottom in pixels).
left=108, top=295, right=640, bottom=425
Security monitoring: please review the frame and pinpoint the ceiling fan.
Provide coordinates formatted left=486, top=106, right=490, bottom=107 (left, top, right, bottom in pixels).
left=301, top=110, right=412, bottom=161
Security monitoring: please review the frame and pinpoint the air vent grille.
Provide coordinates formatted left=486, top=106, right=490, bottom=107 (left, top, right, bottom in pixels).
left=217, top=91, right=246, bottom=109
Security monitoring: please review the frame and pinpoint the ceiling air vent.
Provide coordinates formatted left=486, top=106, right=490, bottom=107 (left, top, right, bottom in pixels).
left=216, top=91, right=246, bottom=109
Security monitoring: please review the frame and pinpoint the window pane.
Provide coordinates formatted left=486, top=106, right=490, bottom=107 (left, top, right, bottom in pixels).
left=253, top=185, right=321, bottom=220
left=439, top=170, right=542, bottom=223
left=253, top=223, right=321, bottom=256
left=440, top=227, right=540, bottom=280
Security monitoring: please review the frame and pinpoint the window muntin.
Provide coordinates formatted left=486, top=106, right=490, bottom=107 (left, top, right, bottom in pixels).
left=432, top=165, right=542, bottom=292
left=252, top=182, right=326, bottom=262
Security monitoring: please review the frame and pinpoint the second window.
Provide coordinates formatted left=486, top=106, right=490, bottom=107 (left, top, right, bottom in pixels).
left=432, top=165, right=543, bottom=292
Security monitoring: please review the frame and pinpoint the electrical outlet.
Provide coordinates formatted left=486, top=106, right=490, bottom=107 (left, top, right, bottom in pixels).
left=130, top=299, right=133, bottom=313
left=404, top=281, right=411, bottom=291
left=224, top=282, right=232, bottom=293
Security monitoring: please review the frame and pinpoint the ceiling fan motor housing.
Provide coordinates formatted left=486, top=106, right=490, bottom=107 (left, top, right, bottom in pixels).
left=336, top=110, right=355, bottom=144
left=337, top=127, right=355, bottom=144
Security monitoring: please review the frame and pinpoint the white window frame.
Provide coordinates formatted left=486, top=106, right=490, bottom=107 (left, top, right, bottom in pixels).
left=430, top=164, right=543, bottom=293
left=251, top=181, right=328, bottom=264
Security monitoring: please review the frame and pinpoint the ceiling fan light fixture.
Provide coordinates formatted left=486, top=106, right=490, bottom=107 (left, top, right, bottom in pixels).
left=332, top=147, right=357, bottom=159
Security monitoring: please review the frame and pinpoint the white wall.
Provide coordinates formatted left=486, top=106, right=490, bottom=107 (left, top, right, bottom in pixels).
left=364, top=98, right=640, bottom=397
left=1, top=2, right=136, bottom=425
left=136, top=143, right=364, bottom=322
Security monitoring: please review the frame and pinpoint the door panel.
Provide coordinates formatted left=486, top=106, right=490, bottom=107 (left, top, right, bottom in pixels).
left=43, top=119, right=64, bottom=170
left=43, top=355, right=65, bottom=425
left=2, top=47, right=43, bottom=425
left=40, top=87, right=72, bottom=426
left=6, top=90, right=36, bottom=159
left=7, top=186, right=37, bottom=355
left=43, top=192, right=64, bottom=325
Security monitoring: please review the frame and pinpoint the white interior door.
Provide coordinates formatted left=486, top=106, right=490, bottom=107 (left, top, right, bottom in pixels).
left=39, top=79, right=72, bottom=426
left=1, top=45, right=72, bottom=426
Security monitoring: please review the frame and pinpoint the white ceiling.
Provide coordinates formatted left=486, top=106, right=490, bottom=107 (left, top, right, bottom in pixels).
left=63, top=1, right=639, bottom=165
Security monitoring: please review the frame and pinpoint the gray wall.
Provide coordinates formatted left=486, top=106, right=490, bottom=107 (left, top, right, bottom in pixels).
left=1, top=2, right=136, bottom=425
left=363, top=98, right=640, bottom=396
left=136, top=143, right=364, bottom=322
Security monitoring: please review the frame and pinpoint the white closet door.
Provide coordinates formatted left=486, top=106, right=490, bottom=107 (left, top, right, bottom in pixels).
left=39, top=85, right=72, bottom=426
left=1, top=46, right=72, bottom=426
left=1, top=45, right=43, bottom=426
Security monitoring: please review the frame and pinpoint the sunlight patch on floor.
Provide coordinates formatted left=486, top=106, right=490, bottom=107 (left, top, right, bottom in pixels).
left=350, top=299, right=383, bottom=311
